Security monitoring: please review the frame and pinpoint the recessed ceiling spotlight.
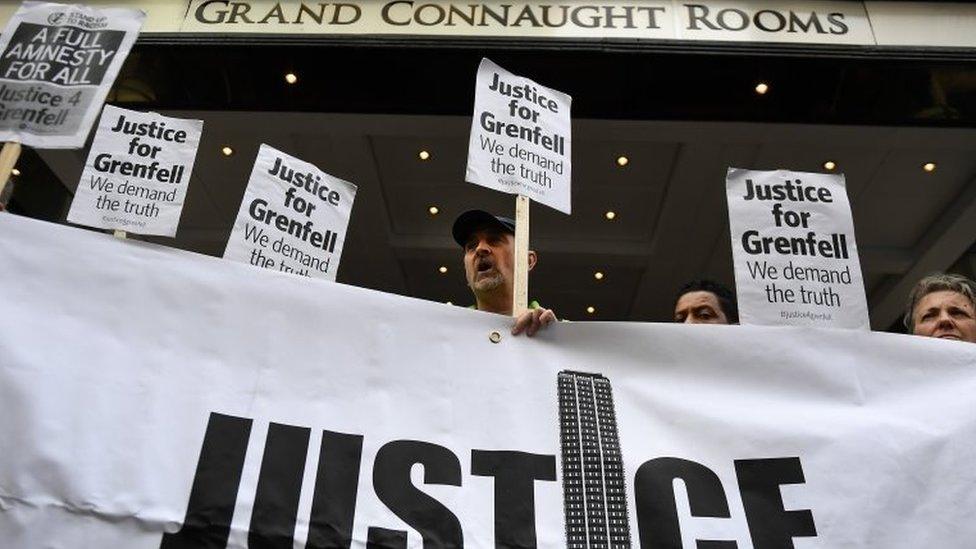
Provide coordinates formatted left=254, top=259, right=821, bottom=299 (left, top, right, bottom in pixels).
left=221, top=146, right=234, bottom=157
left=418, top=150, right=431, bottom=161
left=755, top=82, right=769, bottom=95
left=284, top=72, right=298, bottom=85
left=594, top=271, right=605, bottom=280
left=823, top=161, right=836, bottom=171
left=586, top=306, right=596, bottom=314
left=10, top=167, right=20, bottom=176
left=923, top=162, right=936, bottom=173
left=616, top=156, right=629, bottom=167
left=438, top=266, right=448, bottom=274
left=428, top=206, right=439, bottom=216
left=605, top=211, right=616, bottom=220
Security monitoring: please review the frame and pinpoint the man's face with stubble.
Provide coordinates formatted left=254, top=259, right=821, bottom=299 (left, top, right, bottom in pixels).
left=463, top=226, right=515, bottom=293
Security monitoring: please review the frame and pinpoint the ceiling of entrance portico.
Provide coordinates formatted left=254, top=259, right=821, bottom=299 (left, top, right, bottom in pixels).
left=37, top=112, right=976, bottom=328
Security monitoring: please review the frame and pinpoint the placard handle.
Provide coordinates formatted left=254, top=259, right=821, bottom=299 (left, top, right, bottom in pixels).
left=0, top=142, right=22, bottom=202
left=513, top=194, right=530, bottom=317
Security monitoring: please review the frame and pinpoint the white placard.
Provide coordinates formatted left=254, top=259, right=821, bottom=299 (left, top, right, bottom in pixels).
left=223, top=144, right=356, bottom=281
left=65, top=105, right=202, bottom=236
left=727, top=167, right=869, bottom=329
left=0, top=2, right=144, bottom=149
left=466, top=58, right=572, bottom=214
left=2, top=213, right=976, bottom=548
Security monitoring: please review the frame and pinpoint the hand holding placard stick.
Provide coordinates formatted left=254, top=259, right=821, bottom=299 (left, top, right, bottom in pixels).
left=465, top=58, right=572, bottom=316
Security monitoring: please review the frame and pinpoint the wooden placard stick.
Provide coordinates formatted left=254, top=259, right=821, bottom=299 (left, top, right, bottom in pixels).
left=0, top=142, right=22, bottom=202
left=512, top=194, right=530, bottom=317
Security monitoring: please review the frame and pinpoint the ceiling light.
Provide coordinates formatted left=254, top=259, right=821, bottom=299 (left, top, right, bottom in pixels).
left=605, top=211, right=616, bottom=220
left=221, top=146, right=234, bottom=156
left=586, top=306, right=596, bottom=314
left=755, top=82, right=769, bottom=95
left=923, top=162, right=936, bottom=173
left=418, top=150, right=431, bottom=161
left=438, top=266, right=448, bottom=274
left=594, top=271, right=604, bottom=280
left=823, top=161, right=836, bottom=171
left=616, top=156, right=629, bottom=167
left=10, top=168, right=20, bottom=176
left=428, top=206, right=439, bottom=216
left=284, top=72, right=298, bottom=85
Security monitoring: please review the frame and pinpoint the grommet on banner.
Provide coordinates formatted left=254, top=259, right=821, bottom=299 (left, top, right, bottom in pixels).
left=489, top=331, right=502, bottom=343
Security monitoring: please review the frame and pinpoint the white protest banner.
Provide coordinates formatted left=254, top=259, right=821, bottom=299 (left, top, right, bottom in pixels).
left=0, top=2, right=144, bottom=149
left=3, top=213, right=976, bottom=548
left=65, top=105, right=202, bottom=236
left=466, top=58, right=572, bottom=214
left=223, top=144, right=356, bottom=281
left=727, top=168, right=870, bottom=329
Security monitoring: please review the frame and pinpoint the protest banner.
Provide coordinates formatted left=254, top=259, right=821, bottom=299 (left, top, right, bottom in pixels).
left=727, top=168, right=870, bottom=329
left=0, top=2, right=144, bottom=149
left=66, top=105, right=202, bottom=237
left=223, top=144, right=357, bottom=281
left=465, top=58, right=571, bottom=315
left=2, top=213, right=975, bottom=548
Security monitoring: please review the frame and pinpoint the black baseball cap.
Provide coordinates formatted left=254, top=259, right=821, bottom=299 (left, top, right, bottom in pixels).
left=451, top=209, right=516, bottom=247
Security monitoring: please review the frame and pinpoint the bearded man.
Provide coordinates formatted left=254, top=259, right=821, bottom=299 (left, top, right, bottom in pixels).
left=452, top=209, right=557, bottom=336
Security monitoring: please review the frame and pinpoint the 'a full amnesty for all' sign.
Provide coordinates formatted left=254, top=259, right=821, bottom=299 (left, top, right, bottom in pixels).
left=0, top=2, right=144, bottom=148
left=466, top=58, right=572, bottom=214
left=66, top=105, right=202, bottom=237
left=726, top=168, right=869, bottom=330
left=223, top=144, right=357, bottom=281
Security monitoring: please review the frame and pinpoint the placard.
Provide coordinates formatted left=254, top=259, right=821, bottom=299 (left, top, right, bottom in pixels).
left=66, top=105, right=202, bottom=236
left=466, top=58, right=572, bottom=214
left=223, top=144, right=356, bottom=281
left=0, top=2, right=144, bottom=148
left=727, top=167, right=869, bottom=329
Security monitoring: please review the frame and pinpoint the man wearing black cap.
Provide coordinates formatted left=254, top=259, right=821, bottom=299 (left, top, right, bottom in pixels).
left=452, top=209, right=557, bottom=336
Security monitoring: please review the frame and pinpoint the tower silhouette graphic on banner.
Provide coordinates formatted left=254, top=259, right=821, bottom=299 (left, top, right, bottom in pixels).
left=557, top=371, right=632, bottom=548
